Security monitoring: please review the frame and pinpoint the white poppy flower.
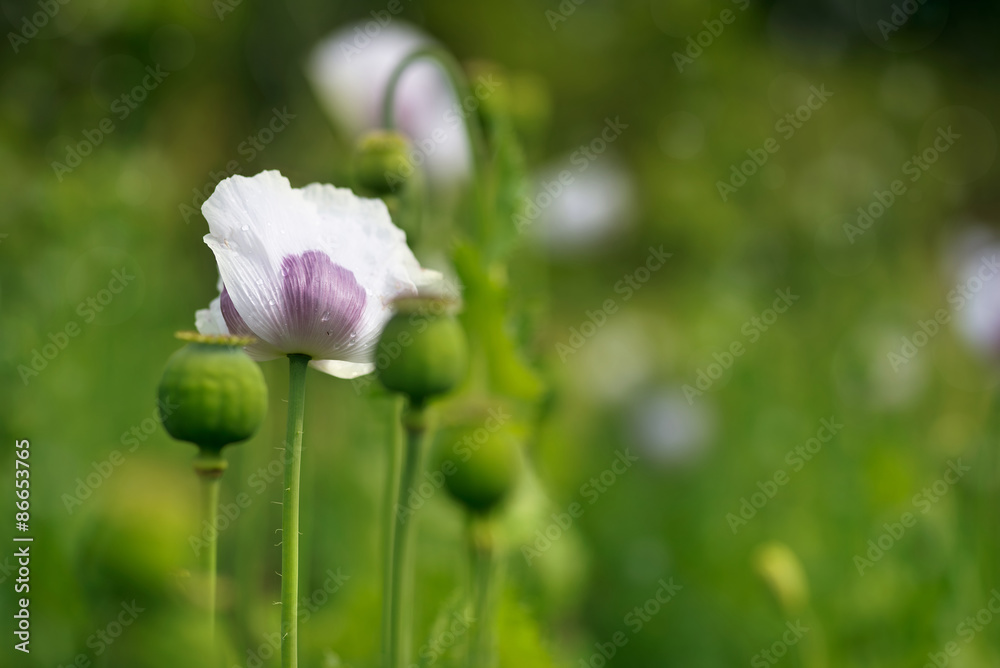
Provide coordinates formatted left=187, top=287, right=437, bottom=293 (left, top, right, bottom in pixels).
left=306, top=21, right=470, bottom=183
left=195, top=170, right=439, bottom=379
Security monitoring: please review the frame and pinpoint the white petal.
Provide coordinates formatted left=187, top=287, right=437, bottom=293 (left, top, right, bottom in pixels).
left=310, top=359, right=375, bottom=380
left=195, top=296, right=228, bottom=335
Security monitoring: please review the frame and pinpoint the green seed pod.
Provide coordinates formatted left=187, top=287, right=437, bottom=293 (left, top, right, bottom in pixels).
left=376, top=297, right=468, bottom=404
left=354, top=130, right=413, bottom=196
left=434, top=418, right=522, bottom=514
left=157, top=333, right=267, bottom=452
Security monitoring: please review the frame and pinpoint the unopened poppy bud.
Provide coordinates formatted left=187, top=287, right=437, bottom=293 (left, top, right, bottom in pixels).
left=434, top=419, right=521, bottom=513
left=376, top=296, right=467, bottom=404
left=157, top=333, right=268, bottom=452
left=354, top=130, right=413, bottom=196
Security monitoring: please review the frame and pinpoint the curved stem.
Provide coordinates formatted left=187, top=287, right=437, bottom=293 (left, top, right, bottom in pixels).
left=381, top=46, right=489, bottom=172
left=381, top=46, right=493, bottom=245
left=467, top=517, right=493, bottom=668
left=388, top=403, right=428, bottom=668
left=281, top=353, right=311, bottom=668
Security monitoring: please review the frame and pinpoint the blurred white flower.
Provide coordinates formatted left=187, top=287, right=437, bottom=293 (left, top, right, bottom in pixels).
left=307, top=22, right=469, bottom=183
left=950, top=227, right=1000, bottom=358
left=629, top=387, right=715, bottom=467
left=195, top=170, right=438, bottom=379
left=530, top=159, right=635, bottom=254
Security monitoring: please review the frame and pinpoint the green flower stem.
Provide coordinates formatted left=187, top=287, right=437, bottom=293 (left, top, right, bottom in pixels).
left=381, top=397, right=405, bottom=668
left=282, top=353, right=311, bottom=668
left=193, top=452, right=228, bottom=644
left=467, top=517, right=494, bottom=668
left=388, top=403, right=428, bottom=668
left=381, top=46, right=492, bottom=245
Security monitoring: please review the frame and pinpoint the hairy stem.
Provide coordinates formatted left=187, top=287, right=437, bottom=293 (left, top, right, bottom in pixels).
left=281, top=353, right=310, bottom=668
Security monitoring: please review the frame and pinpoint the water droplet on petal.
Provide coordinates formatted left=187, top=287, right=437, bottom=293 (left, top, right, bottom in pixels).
left=268, top=299, right=276, bottom=306
left=241, top=225, right=249, bottom=231
left=321, top=311, right=331, bottom=322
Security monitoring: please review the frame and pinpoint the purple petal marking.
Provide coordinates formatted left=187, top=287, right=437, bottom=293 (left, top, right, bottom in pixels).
left=281, top=250, right=366, bottom=353
left=220, top=287, right=253, bottom=336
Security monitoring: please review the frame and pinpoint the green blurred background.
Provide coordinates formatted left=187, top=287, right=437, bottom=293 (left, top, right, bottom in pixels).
left=4, top=0, right=1000, bottom=666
